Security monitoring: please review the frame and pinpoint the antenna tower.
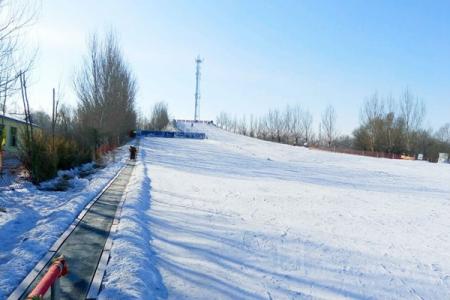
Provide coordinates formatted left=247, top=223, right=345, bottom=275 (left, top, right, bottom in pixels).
left=194, top=56, right=202, bottom=121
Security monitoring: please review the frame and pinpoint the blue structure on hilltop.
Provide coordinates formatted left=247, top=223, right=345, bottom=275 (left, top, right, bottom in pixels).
left=139, top=130, right=206, bottom=140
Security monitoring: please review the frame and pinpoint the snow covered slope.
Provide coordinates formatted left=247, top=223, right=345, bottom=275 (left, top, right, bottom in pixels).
left=103, top=123, right=450, bottom=299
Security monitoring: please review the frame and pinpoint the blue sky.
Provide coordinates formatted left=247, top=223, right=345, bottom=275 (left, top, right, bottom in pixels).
left=26, top=0, right=450, bottom=133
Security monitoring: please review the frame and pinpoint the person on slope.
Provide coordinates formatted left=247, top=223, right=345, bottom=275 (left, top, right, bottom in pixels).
left=129, top=146, right=137, bottom=160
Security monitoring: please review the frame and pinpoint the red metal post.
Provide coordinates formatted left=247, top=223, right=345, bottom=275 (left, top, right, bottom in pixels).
left=27, top=256, right=68, bottom=299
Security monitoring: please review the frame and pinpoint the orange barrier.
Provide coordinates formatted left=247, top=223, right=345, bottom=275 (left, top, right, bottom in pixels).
left=400, top=155, right=415, bottom=160
left=27, top=256, right=68, bottom=300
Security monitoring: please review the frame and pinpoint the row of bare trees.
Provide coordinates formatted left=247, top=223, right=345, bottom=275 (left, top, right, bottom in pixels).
left=19, top=31, right=138, bottom=183
left=74, top=33, right=137, bottom=151
left=353, top=89, right=449, bottom=160
left=216, top=104, right=321, bottom=146
left=0, top=0, right=138, bottom=183
left=217, top=89, right=450, bottom=162
left=137, top=102, right=170, bottom=131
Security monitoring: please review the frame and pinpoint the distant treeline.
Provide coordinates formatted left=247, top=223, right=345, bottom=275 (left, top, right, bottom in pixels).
left=136, top=102, right=170, bottom=131
left=216, top=89, right=450, bottom=162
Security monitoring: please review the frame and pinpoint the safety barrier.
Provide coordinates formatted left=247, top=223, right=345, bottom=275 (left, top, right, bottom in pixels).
left=174, top=119, right=214, bottom=124
left=140, top=130, right=206, bottom=139
left=26, top=256, right=68, bottom=300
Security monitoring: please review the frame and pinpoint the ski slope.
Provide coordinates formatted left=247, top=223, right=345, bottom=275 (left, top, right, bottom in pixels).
left=101, top=122, right=450, bottom=299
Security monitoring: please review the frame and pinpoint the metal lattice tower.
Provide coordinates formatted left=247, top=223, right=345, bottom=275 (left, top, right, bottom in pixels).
left=194, top=56, right=202, bottom=121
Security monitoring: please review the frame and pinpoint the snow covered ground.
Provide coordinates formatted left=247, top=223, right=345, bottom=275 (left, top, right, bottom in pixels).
left=101, top=123, right=450, bottom=299
left=0, top=147, right=129, bottom=299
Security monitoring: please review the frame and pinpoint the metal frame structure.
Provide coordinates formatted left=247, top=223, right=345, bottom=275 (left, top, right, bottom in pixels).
left=194, top=56, right=203, bottom=121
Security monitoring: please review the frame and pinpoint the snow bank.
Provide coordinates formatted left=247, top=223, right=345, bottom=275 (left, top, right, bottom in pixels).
left=99, top=153, right=166, bottom=300
left=0, top=146, right=129, bottom=299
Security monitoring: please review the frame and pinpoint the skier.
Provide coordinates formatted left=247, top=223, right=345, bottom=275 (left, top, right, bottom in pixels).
left=129, top=146, right=137, bottom=160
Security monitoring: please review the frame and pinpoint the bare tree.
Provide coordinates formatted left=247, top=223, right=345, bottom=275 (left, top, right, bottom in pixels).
left=399, top=88, right=425, bottom=152
left=57, top=103, right=74, bottom=137
left=148, top=102, right=169, bottom=130
left=0, top=0, right=37, bottom=100
left=291, top=105, right=303, bottom=145
left=360, top=93, right=385, bottom=151
left=257, top=115, right=269, bottom=140
left=231, top=115, right=238, bottom=133
left=216, top=111, right=231, bottom=130
left=0, top=0, right=37, bottom=170
left=436, top=123, right=450, bottom=144
left=321, top=105, right=337, bottom=148
left=318, top=122, right=323, bottom=146
left=237, top=115, right=247, bottom=135
left=248, top=114, right=256, bottom=137
left=282, top=105, right=293, bottom=144
left=267, top=109, right=282, bottom=142
left=301, top=109, right=313, bottom=145
left=74, top=32, right=137, bottom=152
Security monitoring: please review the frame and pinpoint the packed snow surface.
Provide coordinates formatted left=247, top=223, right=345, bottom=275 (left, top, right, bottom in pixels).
left=101, top=123, right=450, bottom=299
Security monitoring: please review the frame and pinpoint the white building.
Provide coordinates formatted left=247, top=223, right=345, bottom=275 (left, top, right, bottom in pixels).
left=438, top=153, right=449, bottom=163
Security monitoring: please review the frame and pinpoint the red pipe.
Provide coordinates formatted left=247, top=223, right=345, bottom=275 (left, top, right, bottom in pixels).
left=27, top=257, right=68, bottom=299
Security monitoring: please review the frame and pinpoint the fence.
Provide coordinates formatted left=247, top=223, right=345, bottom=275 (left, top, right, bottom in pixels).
left=311, top=146, right=406, bottom=160
left=140, top=130, right=206, bottom=140
left=174, top=119, right=214, bottom=124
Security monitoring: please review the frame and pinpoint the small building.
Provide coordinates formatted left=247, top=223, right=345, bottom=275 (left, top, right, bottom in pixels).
left=438, top=153, right=449, bottom=164
left=0, top=114, right=39, bottom=158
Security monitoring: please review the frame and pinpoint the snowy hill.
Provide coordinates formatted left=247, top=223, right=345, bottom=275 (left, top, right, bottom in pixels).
left=100, top=122, right=450, bottom=299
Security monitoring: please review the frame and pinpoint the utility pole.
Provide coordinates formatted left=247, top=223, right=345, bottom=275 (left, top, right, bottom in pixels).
left=194, top=56, right=202, bottom=121
left=51, top=88, right=59, bottom=150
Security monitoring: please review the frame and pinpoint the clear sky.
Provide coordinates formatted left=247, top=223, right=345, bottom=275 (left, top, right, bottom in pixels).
left=23, top=0, right=450, bottom=134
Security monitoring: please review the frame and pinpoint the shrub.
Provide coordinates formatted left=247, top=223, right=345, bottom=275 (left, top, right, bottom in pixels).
left=55, top=137, right=90, bottom=170
left=19, top=131, right=93, bottom=184
left=19, top=131, right=58, bottom=184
